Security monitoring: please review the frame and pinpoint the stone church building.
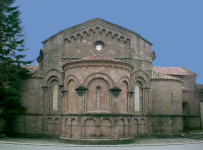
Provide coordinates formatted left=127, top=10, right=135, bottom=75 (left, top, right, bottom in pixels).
left=9, top=18, right=201, bottom=143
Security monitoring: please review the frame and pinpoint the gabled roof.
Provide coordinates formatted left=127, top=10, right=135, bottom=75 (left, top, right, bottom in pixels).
left=22, top=65, right=42, bottom=77
left=153, top=67, right=192, bottom=75
left=42, top=18, right=153, bottom=45
left=62, top=54, right=133, bottom=69
left=152, top=68, right=181, bottom=81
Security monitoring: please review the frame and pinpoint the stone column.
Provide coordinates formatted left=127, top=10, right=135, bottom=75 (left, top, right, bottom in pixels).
left=127, top=93, right=130, bottom=113
left=61, top=89, right=68, bottom=115
left=77, top=116, right=82, bottom=139
left=144, top=88, right=149, bottom=133
left=113, top=97, right=119, bottom=114
left=142, top=88, right=145, bottom=115
left=67, top=119, right=71, bottom=138
left=128, top=92, right=134, bottom=114
left=145, top=88, right=149, bottom=115
left=75, top=88, right=87, bottom=114
left=109, top=87, right=122, bottom=114
left=42, top=86, right=48, bottom=133
left=47, top=87, right=51, bottom=114
left=113, top=117, right=118, bottom=139
left=201, top=101, right=203, bottom=130
left=124, top=125, right=128, bottom=137
left=110, top=93, right=112, bottom=112
left=61, top=117, right=65, bottom=137
left=96, top=122, right=100, bottom=137
left=81, top=117, right=85, bottom=139
left=78, top=95, right=83, bottom=114
left=84, top=91, right=87, bottom=112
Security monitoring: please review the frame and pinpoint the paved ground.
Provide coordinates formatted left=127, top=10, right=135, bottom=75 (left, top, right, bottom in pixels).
left=0, top=136, right=203, bottom=146
left=1, top=143, right=203, bottom=150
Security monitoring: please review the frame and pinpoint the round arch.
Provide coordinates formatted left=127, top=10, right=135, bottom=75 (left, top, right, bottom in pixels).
left=182, top=101, right=190, bottom=115
left=43, top=69, right=63, bottom=87
left=83, top=72, right=114, bottom=88
left=117, top=76, right=130, bottom=90
left=65, top=75, right=80, bottom=90
left=133, top=70, right=150, bottom=88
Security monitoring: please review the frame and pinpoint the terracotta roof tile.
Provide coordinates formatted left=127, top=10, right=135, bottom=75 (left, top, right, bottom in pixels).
left=153, top=67, right=190, bottom=75
left=182, top=86, right=190, bottom=91
left=152, top=68, right=181, bottom=81
left=66, top=54, right=129, bottom=64
left=22, top=65, right=42, bottom=77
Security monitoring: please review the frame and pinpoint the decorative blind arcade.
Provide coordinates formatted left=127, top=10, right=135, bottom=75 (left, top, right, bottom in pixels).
left=53, top=85, right=59, bottom=111
left=134, top=85, right=139, bottom=111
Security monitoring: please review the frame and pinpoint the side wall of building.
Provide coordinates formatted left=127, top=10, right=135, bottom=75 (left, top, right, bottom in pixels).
left=201, top=102, right=203, bottom=129
left=172, top=74, right=200, bottom=130
left=149, top=80, right=183, bottom=134
left=10, top=78, right=44, bottom=135
left=182, top=91, right=200, bottom=130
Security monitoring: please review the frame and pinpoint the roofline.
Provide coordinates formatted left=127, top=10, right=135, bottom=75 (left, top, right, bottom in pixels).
left=151, top=78, right=183, bottom=83
left=62, top=60, right=134, bottom=71
left=181, top=67, right=198, bottom=76
left=41, top=18, right=153, bottom=45
left=153, top=66, right=198, bottom=76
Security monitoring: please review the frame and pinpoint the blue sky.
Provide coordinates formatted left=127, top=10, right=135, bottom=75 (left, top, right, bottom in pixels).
left=14, top=0, right=203, bottom=84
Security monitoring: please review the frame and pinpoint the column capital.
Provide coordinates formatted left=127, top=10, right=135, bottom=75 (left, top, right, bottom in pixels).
left=42, top=86, right=48, bottom=92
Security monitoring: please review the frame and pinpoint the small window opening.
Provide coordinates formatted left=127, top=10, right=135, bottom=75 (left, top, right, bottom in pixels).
left=53, top=84, right=58, bottom=111
left=96, top=86, right=101, bottom=109
left=134, top=85, right=139, bottom=111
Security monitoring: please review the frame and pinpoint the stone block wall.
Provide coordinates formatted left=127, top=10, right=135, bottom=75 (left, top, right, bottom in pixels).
left=12, top=19, right=201, bottom=139
left=20, top=78, right=43, bottom=114
left=63, top=61, right=132, bottom=115
left=183, top=116, right=200, bottom=131
left=149, top=80, right=183, bottom=133
left=41, top=23, right=154, bottom=78
left=9, top=115, right=43, bottom=135
left=200, top=102, right=203, bottom=129
left=149, top=80, right=182, bottom=115
left=10, top=78, right=44, bottom=135
left=149, top=116, right=183, bottom=134
left=60, top=115, right=147, bottom=139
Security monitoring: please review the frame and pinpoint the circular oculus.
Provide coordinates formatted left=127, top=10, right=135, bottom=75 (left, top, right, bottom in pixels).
left=96, top=45, right=102, bottom=51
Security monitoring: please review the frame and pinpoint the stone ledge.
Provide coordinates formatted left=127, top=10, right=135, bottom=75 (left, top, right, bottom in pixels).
left=60, top=137, right=135, bottom=145
left=6, top=133, right=60, bottom=139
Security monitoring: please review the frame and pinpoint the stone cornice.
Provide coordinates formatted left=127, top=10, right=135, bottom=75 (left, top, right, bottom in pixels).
left=62, top=62, right=133, bottom=72
left=42, top=18, right=153, bottom=45
left=151, top=78, right=183, bottom=83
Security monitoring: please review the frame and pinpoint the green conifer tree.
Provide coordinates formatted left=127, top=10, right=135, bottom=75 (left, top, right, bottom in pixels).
left=0, top=0, right=32, bottom=133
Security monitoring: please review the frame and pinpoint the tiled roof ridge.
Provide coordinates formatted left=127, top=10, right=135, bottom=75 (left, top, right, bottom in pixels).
left=153, top=66, right=191, bottom=75
left=181, top=67, right=198, bottom=75
left=152, top=69, right=181, bottom=81
left=67, top=54, right=129, bottom=64
left=21, top=65, right=42, bottom=77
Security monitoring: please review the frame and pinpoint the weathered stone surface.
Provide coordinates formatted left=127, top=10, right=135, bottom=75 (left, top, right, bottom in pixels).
left=3, top=19, right=200, bottom=143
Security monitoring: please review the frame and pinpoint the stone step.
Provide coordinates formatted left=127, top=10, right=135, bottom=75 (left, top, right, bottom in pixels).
left=183, top=132, right=203, bottom=140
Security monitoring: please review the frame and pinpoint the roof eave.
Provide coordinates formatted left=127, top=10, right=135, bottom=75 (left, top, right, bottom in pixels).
left=62, top=60, right=134, bottom=71
left=41, top=18, right=153, bottom=45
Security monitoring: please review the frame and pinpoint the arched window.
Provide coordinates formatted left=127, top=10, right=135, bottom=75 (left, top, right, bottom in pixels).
left=183, top=102, right=190, bottom=115
left=134, top=85, right=140, bottom=111
left=87, top=78, right=109, bottom=111
left=134, top=82, right=143, bottom=112
left=96, top=86, right=101, bottom=109
left=53, top=84, right=59, bottom=111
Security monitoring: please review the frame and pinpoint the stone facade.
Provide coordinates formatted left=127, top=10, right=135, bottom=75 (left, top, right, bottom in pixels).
left=5, top=18, right=201, bottom=142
